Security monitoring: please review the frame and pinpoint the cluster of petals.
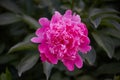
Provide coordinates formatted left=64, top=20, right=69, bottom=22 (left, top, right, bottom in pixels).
left=31, top=10, right=91, bottom=71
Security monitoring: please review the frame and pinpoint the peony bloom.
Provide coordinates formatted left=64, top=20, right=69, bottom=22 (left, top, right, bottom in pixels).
left=31, top=10, right=91, bottom=71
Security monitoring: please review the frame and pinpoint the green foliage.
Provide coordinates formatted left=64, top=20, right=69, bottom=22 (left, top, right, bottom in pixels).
left=0, top=68, right=12, bottom=80
left=0, top=0, right=120, bottom=80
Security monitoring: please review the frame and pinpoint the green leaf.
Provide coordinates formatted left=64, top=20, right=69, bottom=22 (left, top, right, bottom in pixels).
left=101, top=28, right=120, bottom=39
left=0, top=73, right=7, bottom=80
left=114, top=49, right=120, bottom=60
left=43, top=62, right=53, bottom=80
left=17, top=53, right=39, bottom=76
left=89, top=8, right=119, bottom=17
left=77, top=75, right=95, bottom=80
left=90, top=17, right=101, bottom=28
left=0, top=43, right=5, bottom=54
left=0, top=0, right=22, bottom=14
left=8, top=41, right=37, bottom=53
left=0, top=68, right=12, bottom=80
left=82, top=47, right=96, bottom=65
left=0, top=13, right=21, bottom=25
left=0, top=54, right=18, bottom=64
left=106, top=20, right=120, bottom=31
left=5, top=68, right=12, bottom=80
left=22, top=15, right=40, bottom=29
left=92, top=32, right=115, bottom=58
left=96, top=63, right=120, bottom=75
left=50, top=72, right=62, bottom=80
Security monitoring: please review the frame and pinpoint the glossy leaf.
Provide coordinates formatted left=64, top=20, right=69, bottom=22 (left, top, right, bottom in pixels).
left=92, top=32, right=115, bottom=58
left=17, top=53, right=39, bottom=76
left=0, top=13, right=21, bottom=25
left=43, top=62, right=53, bottom=80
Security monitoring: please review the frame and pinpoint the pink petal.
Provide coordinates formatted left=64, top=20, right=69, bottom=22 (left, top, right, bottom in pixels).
left=40, top=53, right=47, bottom=62
left=39, top=18, right=50, bottom=27
left=63, top=10, right=72, bottom=18
left=38, top=44, right=58, bottom=64
left=51, top=11, right=62, bottom=23
left=31, top=37, right=42, bottom=43
left=80, top=35, right=90, bottom=45
left=78, top=23, right=88, bottom=36
left=72, top=13, right=81, bottom=23
left=75, top=55, right=83, bottom=68
left=38, top=44, right=48, bottom=53
left=62, top=59, right=74, bottom=71
left=45, top=52, right=58, bottom=64
left=35, top=28, right=44, bottom=36
left=79, top=45, right=91, bottom=53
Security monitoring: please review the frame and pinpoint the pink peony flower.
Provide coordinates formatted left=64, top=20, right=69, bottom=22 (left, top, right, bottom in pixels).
left=31, top=10, right=91, bottom=71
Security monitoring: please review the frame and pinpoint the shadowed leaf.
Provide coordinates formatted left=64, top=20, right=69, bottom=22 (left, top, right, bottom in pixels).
left=92, top=32, right=115, bottom=58
left=17, top=53, right=39, bottom=76
left=0, top=13, right=21, bottom=25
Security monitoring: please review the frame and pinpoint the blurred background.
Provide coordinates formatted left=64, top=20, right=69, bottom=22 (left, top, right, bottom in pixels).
left=0, top=0, right=120, bottom=80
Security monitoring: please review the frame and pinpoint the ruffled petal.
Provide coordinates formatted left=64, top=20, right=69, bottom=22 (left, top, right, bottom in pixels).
left=62, top=59, right=74, bottom=71
left=51, top=11, right=62, bottom=23
left=38, top=44, right=58, bottom=64
left=78, top=23, right=88, bottom=36
left=80, top=35, right=90, bottom=45
left=45, top=52, right=58, bottom=64
left=31, top=37, right=42, bottom=43
left=39, top=18, right=50, bottom=27
left=35, top=27, right=44, bottom=36
left=75, top=55, right=83, bottom=68
left=63, top=10, right=72, bottom=18
left=40, top=53, right=47, bottom=62
left=79, top=45, right=91, bottom=53
left=72, top=13, right=81, bottom=23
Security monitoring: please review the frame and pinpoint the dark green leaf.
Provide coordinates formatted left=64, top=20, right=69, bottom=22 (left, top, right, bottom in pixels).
left=8, top=41, right=37, bottom=53
left=82, top=47, right=96, bottom=65
left=90, top=17, right=101, bottom=28
left=22, top=15, right=40, bottom=29
left=5, top=68, right=12, bottom=80
left=96, top=63, right=120, bottom=75
left=101, top=28, right=120, bottom=39
left=0, top=0, right=22, bottom=13
left=50, top=72, right=61, bottom=80
left=0, top=43, right=5, bottom=54
left=77, top=75, right=95, bottom=80
left=17, top=53, right=39, bottom=76
left=0, top=13, right=21, bottom=25
left=114, top=49, right=120, bottom=60
left=0, top=54, right=18, bottom=64
left=0, top=68, right=12, bottom=80
left=106, top=20, right=120, bottom=31
left=0, top=73, right=7, bottom=80
left=89, top=8, right=119, bottom=17
left=43, top=62, right=53, bottom=80
left=92, top=32, right=115, bottom=58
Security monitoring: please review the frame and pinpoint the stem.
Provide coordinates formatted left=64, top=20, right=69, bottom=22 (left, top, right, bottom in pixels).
left=71, top=0, right=74, bottom=10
